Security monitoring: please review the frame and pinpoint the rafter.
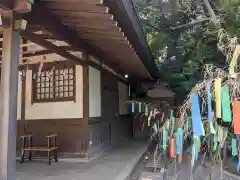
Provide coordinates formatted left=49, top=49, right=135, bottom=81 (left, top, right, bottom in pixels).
left=21, top=31, right=86, bottom=65
left=24, top=1, right=109, bottom=59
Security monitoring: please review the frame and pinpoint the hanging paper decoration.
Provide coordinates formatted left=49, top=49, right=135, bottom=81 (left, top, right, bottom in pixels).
left=131, top=102, right=135, bottom=113
left=145, top=104, right=148, bottom=116
left=238, top=154, right=240, bottom=171
left=207, top=82, right=216, bottom=134
left=232, top=100, right=240, bottom=134
left=214, top=78, right=222, bottom=118
left=218, top=126, right=223, bottom=142
left=229, top=45, right=240, bottom=75
left=170, top=110, right=175, bottom=137
left=176, top=128, right=183, bottom=155
left=194, top=137, right=199, bottom=160
left=191, top=94, right=203, bottom=136
left=166, top=120, right=170, bottom=130
left=191, top=144, right=195, bottom=167
left=210, top=121, right=216, bottom=134
left=162, top=126, right=167, bottom=152
left=213, top=133, right=218, bottom=152
left=169, top=138, right=175, bottom=158
left=148, top=110, right=153, bottom=127
left=179, top=153, right=182, bottom=162
left=232, top=138, right=237, bottom=156
left=221, top=87, right=232, bottom=122
left=138, top=102, right=142, bottom=112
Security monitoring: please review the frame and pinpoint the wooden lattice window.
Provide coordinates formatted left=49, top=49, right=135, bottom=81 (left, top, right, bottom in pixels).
left=32, top=62, right=76, bottom=103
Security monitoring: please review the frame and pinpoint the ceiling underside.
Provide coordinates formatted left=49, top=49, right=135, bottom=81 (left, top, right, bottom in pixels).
left=0, top=0, right=157, bottom=81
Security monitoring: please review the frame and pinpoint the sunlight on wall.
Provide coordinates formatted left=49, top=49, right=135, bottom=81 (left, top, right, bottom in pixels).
left=89, top=66, right=101, bottom=117
left=24, top=65, right=83, bottom=120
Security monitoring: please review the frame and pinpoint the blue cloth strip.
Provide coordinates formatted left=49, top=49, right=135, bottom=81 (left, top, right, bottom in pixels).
left=191, top=94, right=203, bottom=136
left=238, top=158, right=240, bottom=171
left=176, top=128, right=183, bottom=155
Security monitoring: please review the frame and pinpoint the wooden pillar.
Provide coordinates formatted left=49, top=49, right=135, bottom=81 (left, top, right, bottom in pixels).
left=0, top=15, right=21, bottom=180
left=21, top=39, right=27, bottom=122
left=82, top=52, right=89, bottom=121
left=82, top=52, right=89, bottom=153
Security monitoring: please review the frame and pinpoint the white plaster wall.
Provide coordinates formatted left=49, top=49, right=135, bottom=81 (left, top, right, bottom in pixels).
left=25, top=65, right=83, bottom=120
left=89, top=66, right=101, bottom=117
left=118, top=82, right=129, bottom=115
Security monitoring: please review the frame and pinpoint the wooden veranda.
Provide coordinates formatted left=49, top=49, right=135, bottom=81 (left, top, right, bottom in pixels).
left=0, top=0, right=158, bottom=179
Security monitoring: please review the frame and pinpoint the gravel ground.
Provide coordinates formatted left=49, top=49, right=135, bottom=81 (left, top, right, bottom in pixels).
left=137, top=147, right=240, bottom=180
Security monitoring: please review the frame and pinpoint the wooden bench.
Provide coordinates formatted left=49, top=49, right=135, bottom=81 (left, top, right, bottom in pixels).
left=20, top=134, right=58, bottom=165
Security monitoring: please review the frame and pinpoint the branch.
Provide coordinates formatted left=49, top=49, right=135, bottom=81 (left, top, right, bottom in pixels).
left=202, top=0, right=219, bottom=25
left=145, top=18, right=210, bottom=32
left=171, top=18, right=210, bottom=30
left=145, top=22, right=166, bottom=31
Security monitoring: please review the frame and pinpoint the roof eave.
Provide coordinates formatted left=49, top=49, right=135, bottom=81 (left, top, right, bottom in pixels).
left=103, top=0, right=159, bottom=80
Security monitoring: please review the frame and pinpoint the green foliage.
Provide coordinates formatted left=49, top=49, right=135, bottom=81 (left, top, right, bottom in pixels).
left=134, top=0, right=239, bottom=103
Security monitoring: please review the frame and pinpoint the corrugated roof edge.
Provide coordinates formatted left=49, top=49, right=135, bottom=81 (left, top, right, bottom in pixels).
left=103, top=0, right=159, bottom=81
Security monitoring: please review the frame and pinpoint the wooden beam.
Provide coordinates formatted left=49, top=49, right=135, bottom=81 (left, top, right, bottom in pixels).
left=22, top=46, right=78, bottom=58
left=13, top=0, right=34, bottom=13
left=64, top=23, right=120, bottom=31
left=35, top=33, right=57, bottom=40
left=22, top=49, right=53, bottom=58
left=81, top=35, right=126, bottom=41
left=23, top=0, right=123, bottom=74
left=0, top=15, right=10, bottom=28
left=45, top=2, right=109, bottom=13
left=21, top=31, right=86, bottom=65
left=62, top=18, right=117, bottom=27
left=76, top=29, right=124, bottom=37
left=52, top=10, right=113, bottom=20
left=0, top=0, right=13, bottom=10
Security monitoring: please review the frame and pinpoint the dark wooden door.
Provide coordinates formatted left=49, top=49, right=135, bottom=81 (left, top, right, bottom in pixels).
left=101, top=72, right=119, bottom=146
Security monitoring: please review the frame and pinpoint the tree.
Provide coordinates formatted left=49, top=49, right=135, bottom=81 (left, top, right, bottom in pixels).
left=134, top=0, right=240, bottom=103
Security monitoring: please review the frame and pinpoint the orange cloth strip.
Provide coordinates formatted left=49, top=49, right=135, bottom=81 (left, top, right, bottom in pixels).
left=232, top=100, right=240, bottom=134
left=169, top=138, right=175, bottom=158
left=179, top=153, right=182, bottom=162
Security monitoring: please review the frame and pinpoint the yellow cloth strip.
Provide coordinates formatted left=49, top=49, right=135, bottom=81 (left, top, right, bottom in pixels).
left=218, top=126, right=223, bottom=142
left=166, top=120, right=170, bottom=130
left=148, top=110, right=153, bottom=127
left=229, top=45, right=240, bottom=75
left=214, top=78, right=222, bottom=118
